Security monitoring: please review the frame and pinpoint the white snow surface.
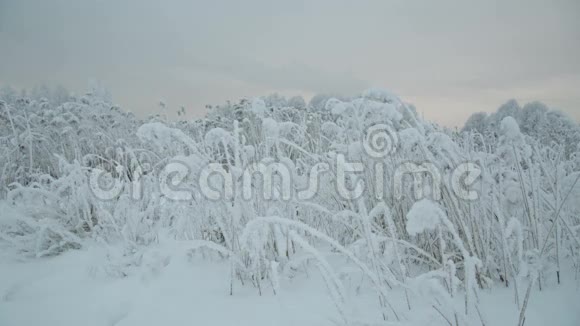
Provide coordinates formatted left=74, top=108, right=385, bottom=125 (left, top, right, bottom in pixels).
left=1, top=243, right=578, bottom=326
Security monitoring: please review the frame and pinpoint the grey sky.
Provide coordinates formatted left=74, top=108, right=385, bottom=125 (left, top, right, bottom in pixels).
left=1, top=0, right=579, bottom=127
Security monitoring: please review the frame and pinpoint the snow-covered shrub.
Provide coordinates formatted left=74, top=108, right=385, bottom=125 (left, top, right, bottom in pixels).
left=1, top=85, right=579, bottom=324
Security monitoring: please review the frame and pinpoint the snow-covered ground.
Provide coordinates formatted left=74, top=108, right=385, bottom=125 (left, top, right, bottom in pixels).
left=2, top=244, right=578, bottom=326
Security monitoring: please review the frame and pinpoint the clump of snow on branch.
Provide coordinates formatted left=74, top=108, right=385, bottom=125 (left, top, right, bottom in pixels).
left=406, top=199, right=448, bottom=235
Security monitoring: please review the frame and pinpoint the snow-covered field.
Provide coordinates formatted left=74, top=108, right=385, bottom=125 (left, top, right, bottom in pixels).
left=1, top=243, right=578, bottom=326
left=1, top=87, right=580, bottom=325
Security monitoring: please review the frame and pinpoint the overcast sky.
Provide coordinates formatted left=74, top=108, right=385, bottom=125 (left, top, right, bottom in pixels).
left=1, top=0, right=579, bottom=126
